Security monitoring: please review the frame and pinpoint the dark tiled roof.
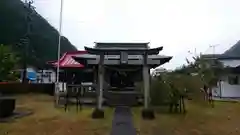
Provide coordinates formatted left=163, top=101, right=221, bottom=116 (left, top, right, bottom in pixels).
left=85, top=46, right=163, bottom=55
left=223, top=40, right=240, bottom=56
left=201, top=54, right=240, bottom=60
left=94, top=42, right=150, bottom=49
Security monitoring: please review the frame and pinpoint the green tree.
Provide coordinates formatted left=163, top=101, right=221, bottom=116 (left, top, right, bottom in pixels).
left=178, top=55, right=225, bottom=87
left=192, top=56, right=225, bottom=88
left=0, top=44, right=20, bottom=81
left=0, top=0, right=77, bottom=67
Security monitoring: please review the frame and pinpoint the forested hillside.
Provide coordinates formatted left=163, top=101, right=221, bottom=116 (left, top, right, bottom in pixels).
left=0, top=0, right=77, bottom=67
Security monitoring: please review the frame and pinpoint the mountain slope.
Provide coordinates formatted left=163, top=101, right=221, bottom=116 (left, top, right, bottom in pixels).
left=0, top=0, right=77, bottom=67
left=223, top=40, right=240, bottom=56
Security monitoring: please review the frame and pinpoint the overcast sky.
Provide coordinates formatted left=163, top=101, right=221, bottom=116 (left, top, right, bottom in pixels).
left=33, top=0, right=240, bottom=69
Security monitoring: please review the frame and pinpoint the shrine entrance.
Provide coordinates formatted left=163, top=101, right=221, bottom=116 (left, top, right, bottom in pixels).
left=73, top=42, right=172, bottom=119
left=107, top=66, right=140, bottom=90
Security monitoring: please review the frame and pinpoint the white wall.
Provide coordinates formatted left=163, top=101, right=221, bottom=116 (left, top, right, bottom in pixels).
left=25, top=67, right=56, bottom=84
left=36, top=69, right=56, bottom=84
left=213, top=81, right=240, bottom=98
left=27, top=67, right=36, bottom=72
left=212, top=59, right=240, bottom=98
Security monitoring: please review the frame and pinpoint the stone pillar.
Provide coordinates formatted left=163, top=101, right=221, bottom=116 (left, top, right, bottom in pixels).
left=98, top=63, right=104, bottom=109
left=94, top=66, right=98, bottom=91
left=54, top=82, right=60, bottom=107
left=92, top=53, right=104, bottom=119
left=143, top=65, right=150, bottom=109
left=142, top=53, right=155, bottom=119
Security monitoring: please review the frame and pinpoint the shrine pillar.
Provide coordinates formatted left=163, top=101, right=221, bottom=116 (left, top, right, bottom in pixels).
left=92, top=53, right=104, bottom=118
left=142, top=52, right=155, bottom=119
left=143, top=65, right=150, bottom=109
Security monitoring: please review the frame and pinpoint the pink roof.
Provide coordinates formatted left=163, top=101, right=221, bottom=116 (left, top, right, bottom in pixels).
left=47, top=51, right=87, bottom=68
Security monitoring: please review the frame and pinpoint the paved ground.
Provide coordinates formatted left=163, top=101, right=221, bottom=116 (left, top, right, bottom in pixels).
left=110, top=106, right=137, bottom=135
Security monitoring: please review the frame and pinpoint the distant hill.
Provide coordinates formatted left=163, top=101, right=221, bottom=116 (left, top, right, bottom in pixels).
left=223, top=40, right=240, bottom=56
left=0, top=0, right=77, bottom=67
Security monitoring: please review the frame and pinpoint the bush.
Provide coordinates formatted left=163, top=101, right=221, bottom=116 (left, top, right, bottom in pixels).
left=150, top=78, right=171, bottom=105
left=0, top=83, right=55, bottom=95
left=150, top=74, right=206, bottom=106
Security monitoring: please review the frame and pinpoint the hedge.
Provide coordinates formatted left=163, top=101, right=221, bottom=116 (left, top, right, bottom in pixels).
left=0, top=83, right=55, bottom=95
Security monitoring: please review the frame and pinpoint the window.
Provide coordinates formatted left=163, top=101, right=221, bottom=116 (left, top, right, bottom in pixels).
left=228, top=75, right=239, bottom=85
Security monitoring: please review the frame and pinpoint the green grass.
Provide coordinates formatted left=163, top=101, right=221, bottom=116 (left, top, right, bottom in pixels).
left=133, top=101, right=240, bottom=135
left=0, top=94, right=113, bottom=135
left=2, top=94, right=240, bottom=135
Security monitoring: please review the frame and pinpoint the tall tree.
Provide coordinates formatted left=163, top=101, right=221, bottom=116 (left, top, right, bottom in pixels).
left=0, top=44, right=19, bottom=81
left=193, top=56, right=225, bottom=87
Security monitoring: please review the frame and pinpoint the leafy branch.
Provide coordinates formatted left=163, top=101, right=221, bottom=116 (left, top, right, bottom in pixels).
left=0, top=44, right=20, bottom=81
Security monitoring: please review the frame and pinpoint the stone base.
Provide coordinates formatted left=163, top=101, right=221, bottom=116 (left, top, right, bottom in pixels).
left=0, top=97, right=16, bottom=118
left=91, top=108, right=104, bottom=119
left=141, top=108, right=155, bottom=120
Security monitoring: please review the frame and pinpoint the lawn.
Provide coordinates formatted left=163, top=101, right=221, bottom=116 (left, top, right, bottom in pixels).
left=1, top=94, right=240, bottom=135
left=0, top=94, right=113, bottom=135
left=133, top=101, right=240, bottom=135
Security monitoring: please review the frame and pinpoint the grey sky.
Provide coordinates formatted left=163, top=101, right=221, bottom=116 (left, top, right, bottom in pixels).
left=33, top=0, right=240, bottom=69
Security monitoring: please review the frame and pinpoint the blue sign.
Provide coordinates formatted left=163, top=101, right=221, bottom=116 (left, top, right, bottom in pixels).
left=27, top=71, right=37, bottom=81
left=21, top=71, right=37, bottom=81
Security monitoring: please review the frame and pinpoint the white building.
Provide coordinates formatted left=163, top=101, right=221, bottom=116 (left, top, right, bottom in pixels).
left=36, top=69, right=56, bottom=83
left=203, top=55, right=240, bottom=99
left=23, top=66, right=56, bottom=84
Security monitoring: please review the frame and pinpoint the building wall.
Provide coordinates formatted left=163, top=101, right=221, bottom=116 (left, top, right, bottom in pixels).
left=213, top=59, right=240, bottom=98
left=213, top=81, right=240, bottom=98
left=25, top=67, right=56, bottom=83
left=219, top=59, right=240, bottom=67
left=36, top=69, right=56, bottom=84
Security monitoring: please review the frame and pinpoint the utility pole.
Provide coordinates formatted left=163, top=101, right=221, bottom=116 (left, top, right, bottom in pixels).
left=210, top=44, right=219, bottom=56
left=194, top=48, right=197, bottom=57
left=210, top=45, right=217, bottom=55
left=56, top=0, right=64, bottom=86
left=55, top=0, right=64, bottom=106
left=21, top=0, right=35, bottom=83
left=210, top=44, right=221, bottom=98
left=209, top=44, right=219, bottom=65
